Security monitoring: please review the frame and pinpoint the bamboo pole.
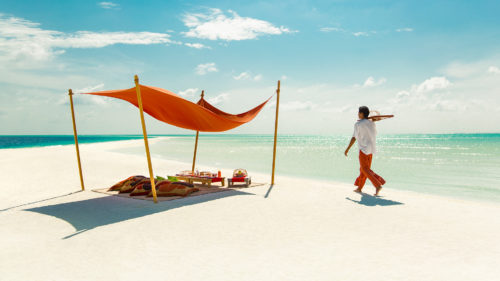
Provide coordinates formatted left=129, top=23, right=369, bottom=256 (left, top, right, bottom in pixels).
left=69, top=89, right=85, bottom=191
left=134, top=75, right=158, bottom=203
left=191, top=90, right=204, bottom=173
left=192, top=131, right=199, bottom=173
left=271, top=80, right=280, bottom=185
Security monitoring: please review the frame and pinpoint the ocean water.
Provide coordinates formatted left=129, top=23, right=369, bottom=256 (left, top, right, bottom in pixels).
left=112, top=134, right=500, bottom=203
left=0, top=135, right=145, bottom=149
left=2, top=134, right=499, bottom=202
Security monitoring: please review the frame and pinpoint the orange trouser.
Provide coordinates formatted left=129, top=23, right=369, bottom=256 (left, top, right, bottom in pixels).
left=354, top=150, right=386, bottom=189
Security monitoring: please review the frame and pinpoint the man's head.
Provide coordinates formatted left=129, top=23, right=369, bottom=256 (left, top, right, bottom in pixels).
left=358, top=106, right=370, bottom=119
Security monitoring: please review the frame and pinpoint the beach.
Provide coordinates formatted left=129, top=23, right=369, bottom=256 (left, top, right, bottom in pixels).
left=1, top=139, right=499, bottom=281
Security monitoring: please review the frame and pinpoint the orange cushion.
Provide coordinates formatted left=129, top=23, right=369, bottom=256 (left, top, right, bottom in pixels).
left=129, top=179, right=157, bottom=196
left=148, top=182, right=199, bottom=197
left=120, top=178, right=150, bottom=193
left=108, top=176, right=145, bottom=191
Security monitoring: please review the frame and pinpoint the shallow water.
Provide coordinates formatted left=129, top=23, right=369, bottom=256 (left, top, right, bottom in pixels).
left=3, top=134, right=499, bottom=202
left=114, top=134, right=500, bottom=203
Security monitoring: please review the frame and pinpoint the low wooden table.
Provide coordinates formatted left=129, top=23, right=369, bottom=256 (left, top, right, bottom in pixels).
left=174, top=175, right=225, bottom=187
left=228, top=177, right=251, bottom=187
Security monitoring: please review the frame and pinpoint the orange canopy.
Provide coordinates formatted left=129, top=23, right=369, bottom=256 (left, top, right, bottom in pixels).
left=82, top=84, right=271, bottom=132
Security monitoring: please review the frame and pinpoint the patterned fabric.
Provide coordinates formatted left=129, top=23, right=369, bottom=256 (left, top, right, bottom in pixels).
left=108, top=175, right=145, bottom=191
left=119, top=177, right=150, bottom=193
left=130, top=179, right=157, bottom=196
left=147, top=181, right=199, bottom=197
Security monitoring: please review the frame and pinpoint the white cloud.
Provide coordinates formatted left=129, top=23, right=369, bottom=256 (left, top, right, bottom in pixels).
left=442, top=60, right=500, bottom=78
left=352, top=32, right=369, bottom=37
left=282, top=101, right=318, bottom=111
left=281, top=75, right=288, bottom=81
left=207, top=93, right=228, bottom=105
left=396, top=90, right=410, bottom=99
left=73, top=84, right=105, bottom=94
left=387, top=76, right=465, bottom=112
left=233, top=72, right=251, bottom=80
left=58, top=84, right=109, bottom=106
left=360, top=76, right=387, bottom=88
left=0, top=15, right=172, bottom=62
left=320, top=27, right=343, bottom=32
left=178, top=88, right=199, bottom=98
left=184, top=42, right=211, bottom=49
left=414, top=77, right=451, bottom=93
left=488, top=66, right=500, bottom=74
left=182, top=8, right=293, bottom=41
left=396, top=28, right=413, bottom=32
left=98, top=2, right=119, bottom=9
left=233, top=72, right=262, bottom=81
left=195, top=62, right=218, bottom=75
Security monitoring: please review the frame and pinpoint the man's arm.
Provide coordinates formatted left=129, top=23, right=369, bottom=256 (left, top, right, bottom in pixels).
left=345, top=137, right=356, bottom=156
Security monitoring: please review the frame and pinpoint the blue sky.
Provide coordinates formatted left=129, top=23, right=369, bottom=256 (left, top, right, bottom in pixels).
left=1, top=0, right=499, bottom=134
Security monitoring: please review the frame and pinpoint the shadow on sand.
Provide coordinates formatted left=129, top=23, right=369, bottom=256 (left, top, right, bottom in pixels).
left=264, top=184, right=274, bottom=198
left=0, top=190, right=83, bottom=212
left=24, top=189, right=252, bottom=239
left=346, top=192, right=404, bottom=207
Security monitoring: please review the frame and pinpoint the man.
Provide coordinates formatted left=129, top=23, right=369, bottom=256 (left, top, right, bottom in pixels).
left=344, top=106, right=386, bottom=196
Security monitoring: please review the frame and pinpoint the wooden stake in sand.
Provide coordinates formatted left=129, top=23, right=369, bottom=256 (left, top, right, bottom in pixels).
left=68, top=89, right=85, bottom=191
left=271, top=80, right=280, bottom=185
left=191, top=90, right=204, bottom=173
left=134, top=75, right=158, bottom=203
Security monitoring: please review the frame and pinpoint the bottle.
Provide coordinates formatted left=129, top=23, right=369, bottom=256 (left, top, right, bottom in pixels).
left=218, top=170, right=221, bottom=177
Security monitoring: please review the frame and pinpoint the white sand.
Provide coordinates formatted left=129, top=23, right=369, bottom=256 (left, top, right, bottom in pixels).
left=1, top=139, right=499, bottom=281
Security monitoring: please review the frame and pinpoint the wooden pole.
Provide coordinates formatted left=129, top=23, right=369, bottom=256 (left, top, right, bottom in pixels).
left=191, top=90, right=204, bottom=173
left=192, top=131, right=199, bottom=173
left=69, top=89, right=85, bottom=191
left=134, top=75, right=158, bottom=203
left=271, top=80, right=280, bottom=185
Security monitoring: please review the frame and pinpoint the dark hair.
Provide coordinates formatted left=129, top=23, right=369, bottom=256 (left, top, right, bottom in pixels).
left=358, top=106, right=370, bottom=118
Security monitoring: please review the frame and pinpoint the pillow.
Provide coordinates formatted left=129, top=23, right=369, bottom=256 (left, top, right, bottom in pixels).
left=167, top=176, right=179, bottom=182
left=148, top=182, right=199, bottom=197
left=108, top=176, right=145, bottom=191
left=130, top=179, right=157, bottom=196
left=119, top=177, right=150, bottom=194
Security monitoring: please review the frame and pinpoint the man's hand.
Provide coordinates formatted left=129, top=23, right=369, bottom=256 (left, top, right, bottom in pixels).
left=345, top=137, right=356, bottom=157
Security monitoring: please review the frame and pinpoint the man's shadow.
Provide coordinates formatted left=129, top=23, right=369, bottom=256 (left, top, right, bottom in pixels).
left=346, top=192, right=404, bottom=207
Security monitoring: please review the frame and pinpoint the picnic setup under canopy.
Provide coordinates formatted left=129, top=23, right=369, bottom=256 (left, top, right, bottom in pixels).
left=68, top=75, right=281, bottom=203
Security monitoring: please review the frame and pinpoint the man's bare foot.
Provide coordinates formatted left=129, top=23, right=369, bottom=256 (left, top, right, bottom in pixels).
left=374, top=186, right=382, bottom=196
left=353, top=188, right=362, bottom=193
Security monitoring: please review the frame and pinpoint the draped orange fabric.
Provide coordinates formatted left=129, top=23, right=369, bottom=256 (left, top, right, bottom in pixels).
left=82, top=84, right=271, bottom=132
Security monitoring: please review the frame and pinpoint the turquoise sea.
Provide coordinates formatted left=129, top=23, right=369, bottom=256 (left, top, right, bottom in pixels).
left=1, top=134, right=499, bottom=202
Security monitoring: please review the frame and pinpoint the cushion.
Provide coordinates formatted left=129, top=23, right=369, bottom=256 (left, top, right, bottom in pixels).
left=130, top=179, right=157, bottom=196
left=119, top=177, right=150, bottom=194
left=148, top=182, right=199, bottom=197
left=230, top=177, right=246, bottom=182
left=209, top=177, right=223, bottom=183
left=108, top=175, right=145, bottom=191
left=167, top=176, right=179, bottom=182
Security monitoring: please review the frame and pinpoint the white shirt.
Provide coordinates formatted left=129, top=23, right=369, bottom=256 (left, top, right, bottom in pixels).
left=353, top=119, right=377, bottom=155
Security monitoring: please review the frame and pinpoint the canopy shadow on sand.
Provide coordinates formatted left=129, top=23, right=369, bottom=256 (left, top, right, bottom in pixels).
left=25, top=189, right=252, bottom=239
left=345, top=193, right=404, bottom=207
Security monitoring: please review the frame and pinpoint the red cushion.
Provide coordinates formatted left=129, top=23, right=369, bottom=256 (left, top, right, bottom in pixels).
left=231, top=177, right=247, bottom=182
left=209, top=177, right=223, bottom=182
